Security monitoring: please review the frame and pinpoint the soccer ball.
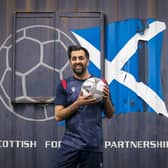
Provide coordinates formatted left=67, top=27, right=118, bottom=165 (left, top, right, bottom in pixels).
left=81, top=77, right=106, bottom=101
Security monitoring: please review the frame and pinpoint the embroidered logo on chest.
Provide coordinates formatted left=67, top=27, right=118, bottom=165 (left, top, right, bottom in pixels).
left=71, top=87, right=76, bottom=93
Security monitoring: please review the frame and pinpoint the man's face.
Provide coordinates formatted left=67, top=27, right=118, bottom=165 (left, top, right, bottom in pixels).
left=69, top=50, right=89, bottom=76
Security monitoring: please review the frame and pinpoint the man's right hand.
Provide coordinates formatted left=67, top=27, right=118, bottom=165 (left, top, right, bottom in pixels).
left=76, top=91, right=98, bottom=106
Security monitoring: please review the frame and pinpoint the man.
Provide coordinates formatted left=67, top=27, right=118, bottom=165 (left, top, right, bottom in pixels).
left=54, top=45, right=114, bottom=168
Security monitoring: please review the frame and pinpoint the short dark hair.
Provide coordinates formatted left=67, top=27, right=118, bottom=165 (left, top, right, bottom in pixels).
left=67, top=45, right=89, bottom=59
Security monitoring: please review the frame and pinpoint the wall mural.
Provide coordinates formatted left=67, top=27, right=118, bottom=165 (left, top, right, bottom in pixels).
left=0, top=9, right=168, bottom=168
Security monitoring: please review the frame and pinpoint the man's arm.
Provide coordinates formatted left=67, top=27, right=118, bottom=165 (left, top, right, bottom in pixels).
left=103, top=86, right=115, bottom=118
left=55, top=101, right=80, bottom=121
left=55, top=92, right=98, bottom=121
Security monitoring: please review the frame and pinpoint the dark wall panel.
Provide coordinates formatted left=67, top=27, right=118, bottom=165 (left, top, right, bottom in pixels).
left=0, top=0, right=168, bottom=168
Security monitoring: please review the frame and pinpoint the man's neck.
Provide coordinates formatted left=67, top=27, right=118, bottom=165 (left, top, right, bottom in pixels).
left=73, top=72, right=91, bottom=80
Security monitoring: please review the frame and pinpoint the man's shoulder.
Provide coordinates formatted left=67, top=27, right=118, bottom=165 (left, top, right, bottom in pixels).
left=63, top=76, right=74, bottom=82
left=61, top=76, right=74, bottom=85
left=59, top=76, right=76, bottom=90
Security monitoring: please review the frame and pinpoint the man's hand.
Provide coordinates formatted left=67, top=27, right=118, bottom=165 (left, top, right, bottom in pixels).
left=76, top=91, right=98, bottom=106
left=102, top=85, right=110, bottom=100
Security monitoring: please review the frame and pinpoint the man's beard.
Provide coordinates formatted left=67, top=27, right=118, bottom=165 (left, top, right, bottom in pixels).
left=72, top=64, right=87, bottom=76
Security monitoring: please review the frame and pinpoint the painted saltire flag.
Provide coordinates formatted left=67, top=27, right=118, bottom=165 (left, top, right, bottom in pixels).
left=71, top=19, right=168, bottom=117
